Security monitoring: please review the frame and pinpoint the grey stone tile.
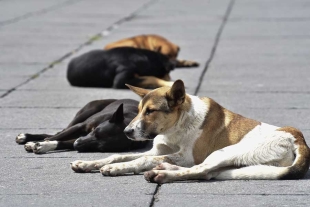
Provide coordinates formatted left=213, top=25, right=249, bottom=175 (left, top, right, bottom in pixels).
left=0, top=108, right=77, bottom=129
left=0, top=76, right=27, bottom=90
left=197, top=91, right=310, bottom=110
left=0, top=63, right=47, bottom=77
left=0, top=90, right=139, bottom=108
left=157, top=173, right=310, bottom=206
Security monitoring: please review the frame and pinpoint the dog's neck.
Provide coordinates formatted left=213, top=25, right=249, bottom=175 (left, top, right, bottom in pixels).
left=161, top=95, right=209, bottom=144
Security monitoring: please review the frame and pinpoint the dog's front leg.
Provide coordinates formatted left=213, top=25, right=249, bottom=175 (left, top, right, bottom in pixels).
left=100, top=153, right=182, bottom=176
left=71, top=151, right=156, bottom=173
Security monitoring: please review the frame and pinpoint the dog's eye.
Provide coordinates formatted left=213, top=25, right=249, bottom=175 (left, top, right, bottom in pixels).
left=145, top=108, right=156, bottom=115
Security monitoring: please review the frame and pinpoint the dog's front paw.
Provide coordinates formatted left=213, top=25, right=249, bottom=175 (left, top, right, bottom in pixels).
left=33, top=141, right=57, bottom=154
left=177, top=60, right=200, bottom=68
left=100, top=164, right=128, bottom=176
left=24, top=142, right=36, bottom=152
left=186, top=60, right=199, bottom=67
left=16, top=133, right=27, bottom=144
left=71, top=160, right=96, bottom=173
left=144, top=170, right=169, bottom=184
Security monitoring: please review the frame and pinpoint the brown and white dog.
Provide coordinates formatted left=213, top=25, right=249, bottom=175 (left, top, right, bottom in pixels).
left=71, top=80, right=310, bottom=183
left=104, top=34, right=199, bottom=68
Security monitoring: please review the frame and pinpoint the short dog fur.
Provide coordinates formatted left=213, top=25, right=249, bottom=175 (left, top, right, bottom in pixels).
left=67, top=47, right=176, bottom=89
left=104, top=34, right=199, bottom=68
left=71, top=80, right=310, bottom=183
left=16, top=99, right=148, bottom=154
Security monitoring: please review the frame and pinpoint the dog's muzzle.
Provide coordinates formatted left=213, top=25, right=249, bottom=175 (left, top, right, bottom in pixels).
left=124, top=127, right=134, bottom=139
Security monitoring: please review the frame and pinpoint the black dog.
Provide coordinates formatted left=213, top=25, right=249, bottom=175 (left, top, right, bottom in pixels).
left=67, top=47, right=176, bottom=89
left=16, top=99, right=148, bottom=153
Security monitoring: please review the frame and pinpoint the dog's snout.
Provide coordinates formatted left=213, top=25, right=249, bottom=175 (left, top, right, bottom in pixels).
left=124, top=128, right=134, bottom=137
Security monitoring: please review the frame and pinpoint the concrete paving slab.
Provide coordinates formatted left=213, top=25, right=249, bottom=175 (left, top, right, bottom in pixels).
left=1, top=127, right=155, bottom=207
left=197, top=91, right=310, bottom=110
left=0, top=157, right=155, bottom=207
left=0, top=0, right=70, bottom=23
left=0, top=63, right=47, bottom=77
left=198, top=73, right=310, bottom=92
left=1, top=0, right=310, bottom=206
left=231, top=0, right=310, bottom=19
left=0, top=90, right=139, bottom=108
left=0, top=76, right=27, bottom=90
left=0, top=108, right=77, bottom=129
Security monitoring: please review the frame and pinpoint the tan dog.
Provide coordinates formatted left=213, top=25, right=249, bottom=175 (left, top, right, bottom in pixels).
left=71, top=80, right=310, bottom=183
left=104, top=34, right=199, bottom=68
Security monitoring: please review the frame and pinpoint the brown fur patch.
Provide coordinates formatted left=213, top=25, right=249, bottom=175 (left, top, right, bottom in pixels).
left=277, top=127, right=310, bottom=179
left=104, top=34, right=198, bottom=67
left=104, top=34, right=179, bottom=59
left=193, top=98, right=260, bottom=164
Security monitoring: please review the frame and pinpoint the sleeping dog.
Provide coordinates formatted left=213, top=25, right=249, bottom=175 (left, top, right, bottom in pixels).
left=16, top=99, right=148, bottom=154
left=71, top=80, right=310, bottom=183
left=104, top=34, right=199, bottom=68
left=67, top=47, right=176, bottom=89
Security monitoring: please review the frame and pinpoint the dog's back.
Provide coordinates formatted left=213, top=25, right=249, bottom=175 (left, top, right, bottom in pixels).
left=104, top=34, right=179, bottom=59
left=67, top=47, right=174, bottom=88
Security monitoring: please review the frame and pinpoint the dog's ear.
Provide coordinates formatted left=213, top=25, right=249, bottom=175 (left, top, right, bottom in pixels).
left=126, top=84, right=150, bottom=98
left=109, top=104, right=124, bottom=123
left=154, top=45, right=162, bottom=53
left=166, top=80, right=185, bottom=108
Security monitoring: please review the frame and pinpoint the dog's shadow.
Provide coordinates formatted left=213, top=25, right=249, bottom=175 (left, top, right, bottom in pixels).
left=302, top=170, right=310, bottom=179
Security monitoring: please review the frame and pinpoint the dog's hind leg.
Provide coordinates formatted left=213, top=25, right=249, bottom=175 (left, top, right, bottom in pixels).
left=128, top=76, right=174, bottom=88
left=45, top=123, right=86, bottom=141
left=16, top=133, right=52, bottom=144
left=67, top=99, right=116, bottom=127
left=33, top=139, right=75, bottom=154
left=145, top=130, right=297, bottom=183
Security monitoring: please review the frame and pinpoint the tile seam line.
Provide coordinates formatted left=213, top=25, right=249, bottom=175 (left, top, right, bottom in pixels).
left=0, top=0, right=158, bottom=99
left=194, top=0, right=235, bottom=95
left=0, top=0, right=84, bottom=27
left=149, top=184, right=160, bottom=207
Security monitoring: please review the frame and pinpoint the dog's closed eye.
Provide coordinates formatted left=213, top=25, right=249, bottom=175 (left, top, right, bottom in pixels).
left=145, top=108, right=157, bottom=115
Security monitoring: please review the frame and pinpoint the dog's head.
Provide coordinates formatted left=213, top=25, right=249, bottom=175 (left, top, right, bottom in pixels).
left=124, top=80, right=188, bottom=141
left=74, top=104, right=131, bottom=152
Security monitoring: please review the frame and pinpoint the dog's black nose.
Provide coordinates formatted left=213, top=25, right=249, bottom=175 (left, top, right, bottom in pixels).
left=124, top=128, right=134, bottom=137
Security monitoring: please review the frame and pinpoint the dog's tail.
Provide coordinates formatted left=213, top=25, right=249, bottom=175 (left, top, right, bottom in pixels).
left=175, top=59, right=199, bottom=68
left=215, top=127, right=310, bottom=180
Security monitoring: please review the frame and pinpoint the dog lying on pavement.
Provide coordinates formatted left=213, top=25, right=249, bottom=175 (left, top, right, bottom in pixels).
left=104, top=34, right=199, bottom=68
left=16, top=99, right=148, bottom=154
left=71, top=80, right=310, bottom=183
left=67, top=47, right=177, bottom=89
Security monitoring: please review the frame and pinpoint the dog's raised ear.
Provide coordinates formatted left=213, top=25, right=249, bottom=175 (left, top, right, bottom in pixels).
left=109, top=104, right=124, bottom=123
left=126, top=84, right=150, bottom=98
left=166, top=80, right=185, bottom=108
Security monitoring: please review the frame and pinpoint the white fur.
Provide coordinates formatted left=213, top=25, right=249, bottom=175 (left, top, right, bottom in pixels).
left=33, top=141, right=58, bottom=154
left=72, top=95, right=210, bottom=173
left=214, top=165, right=289, bottom=180
left=157, top=95, right=209, bottom=166
left=24, top=142, right=36, bottom=152
left=16, top=133, right=26, bottom=144
left=71, top=93, right=301, bottom=183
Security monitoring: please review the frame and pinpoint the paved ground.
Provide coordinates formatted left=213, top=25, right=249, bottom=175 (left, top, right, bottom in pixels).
left=1, top=0, right=310, bottom=206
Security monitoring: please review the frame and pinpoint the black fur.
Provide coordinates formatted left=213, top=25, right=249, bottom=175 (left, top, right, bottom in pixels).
left=16, top=99, right=149, bottom=153
left=67, top=47, right=175, bottom=89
